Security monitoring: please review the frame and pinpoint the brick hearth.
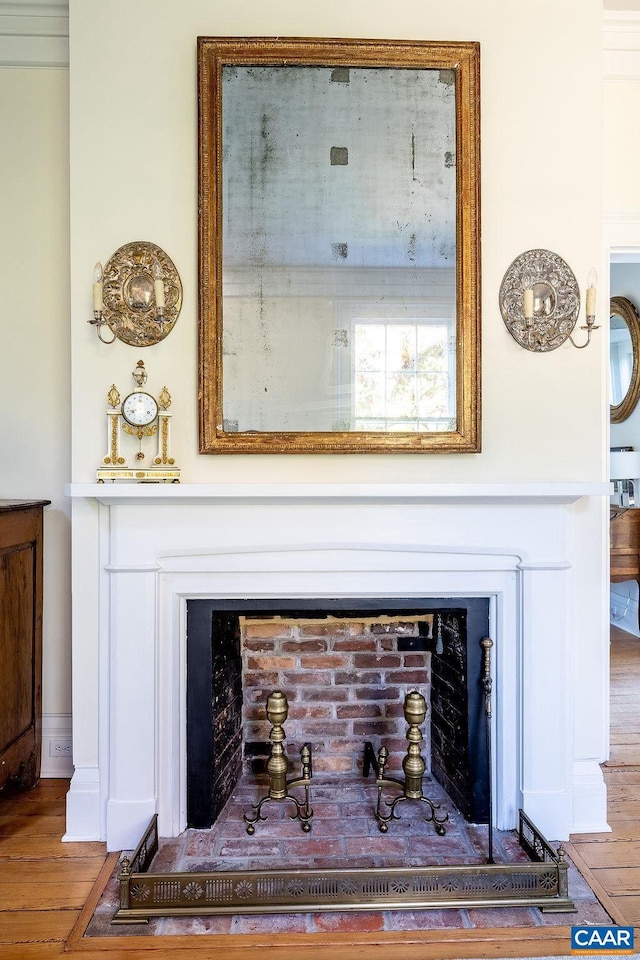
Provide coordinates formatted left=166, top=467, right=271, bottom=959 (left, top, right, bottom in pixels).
left=84, top=772, right=611, bottom=937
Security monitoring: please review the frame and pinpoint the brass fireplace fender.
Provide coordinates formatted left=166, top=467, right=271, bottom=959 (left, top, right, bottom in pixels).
left=111, top=810, right=575, bottom=923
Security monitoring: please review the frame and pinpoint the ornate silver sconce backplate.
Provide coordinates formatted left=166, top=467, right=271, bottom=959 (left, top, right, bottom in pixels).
left=101, top=241, right=183, bottom=347
left=499, top=249, right=580, bottom=353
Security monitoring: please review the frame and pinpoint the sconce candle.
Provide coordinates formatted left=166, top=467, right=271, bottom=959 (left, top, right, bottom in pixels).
left=586, top=268, right=597, bottom=317
left=88, top=260, right=115, bottom=343
left=152, top=260, right=165, bottom=311
left=523, top=288, right=534, bottom=322
left=93, top=262, right=103, bottom=312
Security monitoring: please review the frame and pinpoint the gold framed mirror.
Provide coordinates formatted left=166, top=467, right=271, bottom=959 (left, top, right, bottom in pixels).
left=198, top=37, right=481, bottom=454
left=611, top=296, right=640, bottom=424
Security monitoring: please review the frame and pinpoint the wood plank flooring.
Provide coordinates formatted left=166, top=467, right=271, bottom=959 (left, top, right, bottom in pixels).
left=0, top=779, right=105, bottom=954
left=0, top=624, right=638, bottom=958
left=566, top=623, right=640, bottom=926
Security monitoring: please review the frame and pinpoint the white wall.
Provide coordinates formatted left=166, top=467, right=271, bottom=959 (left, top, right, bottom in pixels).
left=0, top=65, right=72, bottom=775
left=69, top=0, right=605, bottom=484
left=604, top=69, right=640, bottom=212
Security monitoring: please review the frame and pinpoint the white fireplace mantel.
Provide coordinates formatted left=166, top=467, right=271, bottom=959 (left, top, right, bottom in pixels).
left=67, top=480, right=607, bottom=505
left=65, top=480, right=610, bottom=851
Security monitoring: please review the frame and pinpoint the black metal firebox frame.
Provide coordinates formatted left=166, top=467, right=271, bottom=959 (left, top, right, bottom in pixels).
left=112, top=810, right=575, bottom=923
left=186, top=597, right=492, bottom=828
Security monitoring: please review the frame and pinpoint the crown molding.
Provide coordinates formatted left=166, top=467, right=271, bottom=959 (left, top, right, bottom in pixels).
left=0, top=0, right=68, bottom=68
left=605, top=208, right=640, bottom=222
left=604, top=9, right=640, bottom=79
left=0, top=5, right=630, bottom=76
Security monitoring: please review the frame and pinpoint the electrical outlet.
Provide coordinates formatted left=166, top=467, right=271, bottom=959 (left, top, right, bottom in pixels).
left=49, top=740, right=72, bottom=758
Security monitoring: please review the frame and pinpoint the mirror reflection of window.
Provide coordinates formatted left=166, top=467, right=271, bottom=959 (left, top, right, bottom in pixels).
left=333, top=300, right=456, bottom=432
left=350, top=319, right=455, bottom=431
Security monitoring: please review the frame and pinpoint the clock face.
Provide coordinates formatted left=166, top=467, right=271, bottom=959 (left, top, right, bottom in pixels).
left=122, top=391, right=159, bottom=427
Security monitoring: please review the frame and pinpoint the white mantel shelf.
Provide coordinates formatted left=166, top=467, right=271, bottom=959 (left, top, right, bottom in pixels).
left=66, top=481, right=608, bottom=506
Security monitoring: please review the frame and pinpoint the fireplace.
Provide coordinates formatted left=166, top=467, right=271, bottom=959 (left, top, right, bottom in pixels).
left=185, top=598, right=490, bottom=830
left=64, top=483, right=609, bottom=853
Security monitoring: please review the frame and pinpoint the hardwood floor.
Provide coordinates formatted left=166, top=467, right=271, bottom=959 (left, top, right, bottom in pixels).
left=0, top=625, right=638, bottom=958
left=567, top=623, right=640, bottom=926
left=0, top=778, right=107, bottom=957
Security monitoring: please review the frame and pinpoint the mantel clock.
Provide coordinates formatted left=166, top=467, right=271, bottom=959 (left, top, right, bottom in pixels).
left=97, top=360, right=180, bottom=482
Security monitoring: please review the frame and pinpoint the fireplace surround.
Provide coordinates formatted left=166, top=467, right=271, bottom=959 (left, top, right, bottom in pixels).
left=65, top=482, right=609, bottom=853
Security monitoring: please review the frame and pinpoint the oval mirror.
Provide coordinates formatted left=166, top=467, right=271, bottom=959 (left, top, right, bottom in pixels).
left=611, top=295, right=640, bottom=423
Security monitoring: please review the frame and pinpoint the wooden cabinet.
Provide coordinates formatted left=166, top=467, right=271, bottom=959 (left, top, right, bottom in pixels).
left=610, top=506, right=640, bottom=630
left=0, top=500, right=49, bottom=792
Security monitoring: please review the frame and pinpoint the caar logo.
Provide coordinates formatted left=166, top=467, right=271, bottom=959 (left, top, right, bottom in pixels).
left=571, top=925, right=635, bottom=954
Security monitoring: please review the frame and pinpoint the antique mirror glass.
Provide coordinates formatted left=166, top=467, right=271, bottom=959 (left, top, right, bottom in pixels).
left=611, top=295, right=640, bottom=424
left=198, top=38, right=480, bottom=453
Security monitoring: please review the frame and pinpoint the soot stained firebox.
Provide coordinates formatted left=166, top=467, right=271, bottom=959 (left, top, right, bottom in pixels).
left=186, top=597, right=490, bottom=829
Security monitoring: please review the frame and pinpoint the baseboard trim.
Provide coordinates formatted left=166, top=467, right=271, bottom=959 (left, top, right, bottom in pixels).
left=571, top=760, right=610, bottom=835
left=64, top=765, right=101, bottom=841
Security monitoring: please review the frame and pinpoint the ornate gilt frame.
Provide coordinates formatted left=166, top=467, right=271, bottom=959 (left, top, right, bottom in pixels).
left=611, top=296, right=640, bottom=424
left=198, top=37, right=481, bottom=454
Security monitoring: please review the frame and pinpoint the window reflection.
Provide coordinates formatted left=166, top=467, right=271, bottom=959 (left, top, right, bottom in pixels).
left=349, top=315, right=455, bottom=431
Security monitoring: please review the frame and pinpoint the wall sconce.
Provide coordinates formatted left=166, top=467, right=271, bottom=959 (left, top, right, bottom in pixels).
left=610, top=450, right=640, bottom=507
left=89, top=240, right=183, bottom=346
left=499, top=249, right=599, bottom=352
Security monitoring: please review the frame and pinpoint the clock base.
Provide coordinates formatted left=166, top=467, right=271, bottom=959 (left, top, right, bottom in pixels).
left=96, top=468, right=181, bottom=483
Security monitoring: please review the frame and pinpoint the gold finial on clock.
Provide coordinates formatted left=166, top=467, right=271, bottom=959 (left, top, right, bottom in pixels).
left=132, top=359, right=148, bottom=389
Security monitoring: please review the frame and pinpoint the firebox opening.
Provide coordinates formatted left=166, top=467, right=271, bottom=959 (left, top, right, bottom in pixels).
left=186, top=597, right=490, bottom=831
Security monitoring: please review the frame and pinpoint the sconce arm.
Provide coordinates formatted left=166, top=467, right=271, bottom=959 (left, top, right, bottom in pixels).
left=88, top=313, right=117, bottom=344
left=568, top=320, right=599, bottom=350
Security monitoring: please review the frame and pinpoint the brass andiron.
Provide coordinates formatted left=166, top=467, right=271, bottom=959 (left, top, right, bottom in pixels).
left=364, top=691, right=448, bottom=835
left=243, top=690, right=313, bottom=834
